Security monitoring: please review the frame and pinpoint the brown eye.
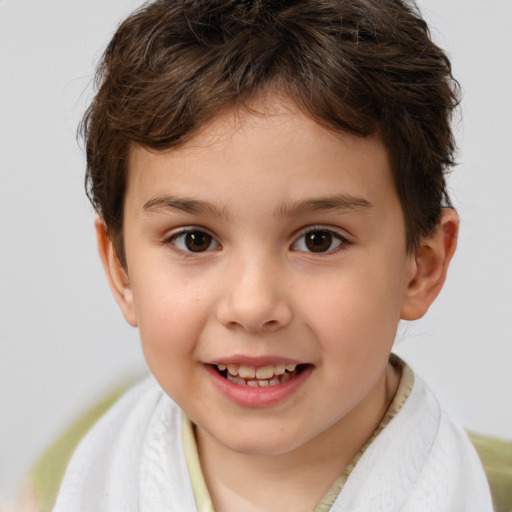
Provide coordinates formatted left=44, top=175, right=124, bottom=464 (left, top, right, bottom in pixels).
left=171, top=230, right=219, bottom=253
left=305, top=231, right=333, bottom=252
left=293, top=229, right=344, bottom=253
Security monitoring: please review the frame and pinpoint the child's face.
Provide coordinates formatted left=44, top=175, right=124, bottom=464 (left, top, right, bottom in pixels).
left=115, top=99, right=417, bottom=456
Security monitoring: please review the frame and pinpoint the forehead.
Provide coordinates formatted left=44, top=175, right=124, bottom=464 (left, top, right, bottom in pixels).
left=128, top=101, right=393, bottom=197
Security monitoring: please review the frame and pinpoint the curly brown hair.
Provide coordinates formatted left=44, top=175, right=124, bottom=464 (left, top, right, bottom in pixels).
left=80, top=0, right=459, bottom=263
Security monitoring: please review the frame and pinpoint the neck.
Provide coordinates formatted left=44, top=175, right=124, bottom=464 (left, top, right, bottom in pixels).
left=196, top=362, right=400, bottom=512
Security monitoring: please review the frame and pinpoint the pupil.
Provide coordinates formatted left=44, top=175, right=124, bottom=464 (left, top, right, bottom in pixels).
left=185, top=231, right=211, bottom=252
left=305, top=231, right=332, bottom=252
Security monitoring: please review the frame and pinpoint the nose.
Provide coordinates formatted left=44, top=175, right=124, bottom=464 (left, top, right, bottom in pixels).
left=215, top=254, right=293, bottom=333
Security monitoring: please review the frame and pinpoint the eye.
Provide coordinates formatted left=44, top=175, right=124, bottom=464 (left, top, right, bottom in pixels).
left=169, top=229, right=220, bottom=253
left=293, top=228, right=346, bottom=253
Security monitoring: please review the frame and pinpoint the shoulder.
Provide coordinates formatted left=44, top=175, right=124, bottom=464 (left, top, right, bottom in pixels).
left=62, top=376, right=169, bottom=457
left=51, top=376, right=184, bottom=512
left=60, top=375, right=179, bottom=470
left=28, top=376, right=173, bottom=511
left=393, top=371, right=495, bottom=511
left=333, top=366, right=494, bottom=512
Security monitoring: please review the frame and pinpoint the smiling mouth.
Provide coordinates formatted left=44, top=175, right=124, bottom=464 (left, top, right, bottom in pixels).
left=212, top=363, right=309, bottom=387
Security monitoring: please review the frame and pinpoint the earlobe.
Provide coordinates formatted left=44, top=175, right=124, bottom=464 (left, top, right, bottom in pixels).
left=400, top=208, right=459, bottom=320
left=95, top=217, right=138, bottom=327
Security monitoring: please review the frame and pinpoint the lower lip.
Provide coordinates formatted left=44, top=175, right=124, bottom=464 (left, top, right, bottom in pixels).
left=205, top=365, right=313, bottom=408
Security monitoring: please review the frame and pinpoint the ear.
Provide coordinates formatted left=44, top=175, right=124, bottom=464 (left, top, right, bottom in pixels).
left=401, top=208, right=459, bottom=320
left=95, top=217, right=138, bottom=327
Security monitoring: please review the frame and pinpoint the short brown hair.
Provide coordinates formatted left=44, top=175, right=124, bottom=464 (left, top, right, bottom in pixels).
left=81, top=0, right=459, bottom=262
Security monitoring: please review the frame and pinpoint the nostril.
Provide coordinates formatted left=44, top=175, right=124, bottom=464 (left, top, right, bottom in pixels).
left=215, top=290, right=292, bottom=332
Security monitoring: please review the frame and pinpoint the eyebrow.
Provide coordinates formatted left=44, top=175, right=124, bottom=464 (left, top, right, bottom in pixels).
left=143, top=195, right=229, bottom=218
left=143, top=193, right=373, bottom=219
left=275, top=194, right=374, bottom=217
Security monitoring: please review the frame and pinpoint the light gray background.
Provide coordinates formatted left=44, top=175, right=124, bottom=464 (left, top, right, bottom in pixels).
left=1, top=0, right=511, bottom=504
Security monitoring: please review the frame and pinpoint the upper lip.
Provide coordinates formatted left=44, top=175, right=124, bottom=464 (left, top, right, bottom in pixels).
left=206, top=355, right=305, bottom=367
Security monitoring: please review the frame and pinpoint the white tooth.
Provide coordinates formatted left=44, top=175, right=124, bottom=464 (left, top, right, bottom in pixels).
left=269, top=379, right=280, bottom=386
left=281, top=372, right=291, bottom=383
left=256, top=366, right=274, bottom=379
left=247, top=380, right=258, bottom=387
left=238, top=365, right=256, bottom=379
left=227, top=364, right=239, bottom=376
left=227, top=374, right=247, bottom=386
left=286, top=363, right=297, bottom=372
left=274, top=364, right=286, bottom=376
left=258, top=380, right=269, bottom=387
left=217, top=364, right=227, bottom=371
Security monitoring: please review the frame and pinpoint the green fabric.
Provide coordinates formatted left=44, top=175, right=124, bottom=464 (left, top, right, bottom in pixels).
left=30, top=383, right=512, bottom=512
left=468, top=431, right=512, bottom=512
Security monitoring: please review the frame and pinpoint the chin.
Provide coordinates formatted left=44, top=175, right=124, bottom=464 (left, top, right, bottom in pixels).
left=214, top=425, right=311, bottom=457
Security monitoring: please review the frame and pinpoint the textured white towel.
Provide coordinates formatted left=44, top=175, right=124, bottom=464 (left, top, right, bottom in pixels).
left=53, top=377, right=197, bottom=512
left=330, top=374, right=494, bottom=511
left=53, top=373, right=494, bottom=512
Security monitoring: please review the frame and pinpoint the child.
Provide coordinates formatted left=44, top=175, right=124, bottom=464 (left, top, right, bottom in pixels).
left=53, top=0, right=494, bottom=511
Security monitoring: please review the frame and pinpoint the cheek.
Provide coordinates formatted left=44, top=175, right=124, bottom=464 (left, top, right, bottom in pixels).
left=133, top=277, right=216, bottom=403
left=132, top=272, right=215, bottom=360
left=299, top=262, right=405, bottom=355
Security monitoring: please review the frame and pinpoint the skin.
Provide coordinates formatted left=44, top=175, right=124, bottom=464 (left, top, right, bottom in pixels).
left=97, top=97, right=458, bottom=512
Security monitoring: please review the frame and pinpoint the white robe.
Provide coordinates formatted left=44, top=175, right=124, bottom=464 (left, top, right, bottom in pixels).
left=53, top=373, right=494, bottom=512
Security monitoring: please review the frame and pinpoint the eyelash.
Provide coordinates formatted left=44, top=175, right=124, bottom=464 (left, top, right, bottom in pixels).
left=165, top=226, right=351, bottom=255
